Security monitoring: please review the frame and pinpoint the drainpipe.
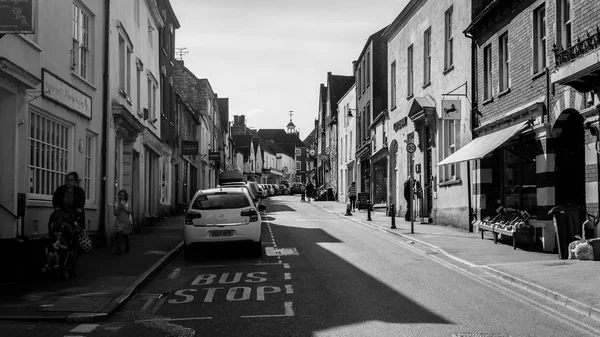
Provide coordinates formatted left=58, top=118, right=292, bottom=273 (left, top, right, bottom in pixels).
left=464, top=29, right=477, bottom=232
left=99, top=0, right=110, bottom=244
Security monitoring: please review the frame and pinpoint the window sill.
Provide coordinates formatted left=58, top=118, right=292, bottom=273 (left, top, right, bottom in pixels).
left=482, top=97, right=494, bottom=106
left=406, top=94, right=414, bottom=100
left=498, top=87, right=511, bottom=98
left=71, top=71, right=97, bottom=91
left=532, top=68, right=547, bottom=80
left=443, top=65, right=455, bottom=75
left=390, top=105, right=397, bottom=112
left=422, top=82, right=431, bottom=89
left=439, top=178, right=462, bottom=187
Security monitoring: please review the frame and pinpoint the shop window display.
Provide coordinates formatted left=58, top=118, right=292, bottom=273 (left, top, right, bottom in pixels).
left=489, top=133, right=537, bottom=217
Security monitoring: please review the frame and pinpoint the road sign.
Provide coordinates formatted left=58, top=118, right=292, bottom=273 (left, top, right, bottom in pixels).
left=406, top=143, right=416, bottom=153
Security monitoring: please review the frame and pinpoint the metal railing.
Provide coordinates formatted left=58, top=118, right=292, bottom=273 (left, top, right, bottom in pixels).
left=553, top=26, right=600, bottom=67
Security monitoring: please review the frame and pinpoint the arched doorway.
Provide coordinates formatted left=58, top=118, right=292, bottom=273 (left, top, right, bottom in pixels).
left=554, top=110, right=585, bottom=206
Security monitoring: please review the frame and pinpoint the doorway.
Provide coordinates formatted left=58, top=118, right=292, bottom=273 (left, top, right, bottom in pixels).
left=554, top=111, right=585, bottom=206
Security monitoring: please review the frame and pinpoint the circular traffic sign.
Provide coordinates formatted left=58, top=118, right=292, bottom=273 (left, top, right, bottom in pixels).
left=406, top=143, right=416, bottom=153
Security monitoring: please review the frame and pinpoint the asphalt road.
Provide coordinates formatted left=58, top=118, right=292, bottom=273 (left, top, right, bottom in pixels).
left=3, top=195, right=600, bottom=337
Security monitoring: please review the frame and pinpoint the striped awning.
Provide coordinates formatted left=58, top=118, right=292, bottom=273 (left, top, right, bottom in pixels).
left=437, top=121, right=530, bottom=166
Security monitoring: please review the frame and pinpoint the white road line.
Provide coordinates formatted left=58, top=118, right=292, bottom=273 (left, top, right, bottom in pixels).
left=284, top=273, right=291, bottom=280
left=180, top=262, right=284, bottom=268
left=168, top=268, right=181, bottom=279
left=134, top=316, right=212, bottom=323
left=140, top=296, right=156, bottom=312
left=283, top=263, right=290, bottom=269
left=285, top=285, right=293, bottom=294
left=70, top=324, right=99, bottom=333
left=151, top=296, right=167, bottom=315
left=240, top=302, right=294, bottom=318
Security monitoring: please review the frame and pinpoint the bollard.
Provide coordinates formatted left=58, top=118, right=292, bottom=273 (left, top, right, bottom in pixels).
left=390, top=204, right=396, bottom=229
left=367, top=203, right=372, bottom=221
left=345, top=202, right=352, bottom=216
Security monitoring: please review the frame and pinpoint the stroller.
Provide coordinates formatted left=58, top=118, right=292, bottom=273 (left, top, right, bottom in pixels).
left=46, top=210, right=81, bottom=280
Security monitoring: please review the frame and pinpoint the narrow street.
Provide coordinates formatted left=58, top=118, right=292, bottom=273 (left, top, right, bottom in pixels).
left=3, top=196, right=596, bottom=337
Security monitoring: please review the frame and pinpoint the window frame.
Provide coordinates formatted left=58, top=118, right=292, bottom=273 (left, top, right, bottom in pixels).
left=118, top=32, right=133, bottom=98
left=533, top=5, right=547, bottom=73
left=147, top=71, right=158, bottom=123
left=483, top=44, right=493, bottom=100
left=390, top=61, right=397, bottom=108
left=498, top=32, right=510, bottom=92
left=28, top=107, right=73, bottom=199
left=84, top=131, right=97, bottom=202
left=444, top=6, right=454, bottom=71
left=407, top=44, right=414, bottom=98
left=557, top=0, right=572, bottom=49
left=440, top=119, right=460, bottom=182
left=424, top=27, right=431, bottom=86
left=72, top=1, right=92, bottom=80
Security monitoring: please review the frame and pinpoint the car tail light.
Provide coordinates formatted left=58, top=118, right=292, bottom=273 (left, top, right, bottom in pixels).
left=185, top=212, right=201, bottom=225
left=241, top=209, right=258, bottom=222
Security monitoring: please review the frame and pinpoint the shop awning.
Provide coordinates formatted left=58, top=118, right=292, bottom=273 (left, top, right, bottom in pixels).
left=437, top=121, right=530, bottom=166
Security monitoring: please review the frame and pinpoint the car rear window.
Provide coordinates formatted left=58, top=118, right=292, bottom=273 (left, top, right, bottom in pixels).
left=191, top=192, right=251, bottom=210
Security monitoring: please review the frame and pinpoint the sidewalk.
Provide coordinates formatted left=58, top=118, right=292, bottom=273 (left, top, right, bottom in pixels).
left=312, top=201, right=600, bottom=322
left=0, top=215, right=184, bottom=323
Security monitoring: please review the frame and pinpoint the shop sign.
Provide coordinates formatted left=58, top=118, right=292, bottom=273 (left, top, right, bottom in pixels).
left=181, top=140, right=198, bottom=156
left=441, top=99, right=460, bottom=120
left=42, top=69, right=92, bottom=119
left=209, top=151, right=220, bottom=161
left=393, top=117, right=408, bottom=131
left=0, top=0, right=34, bottom=33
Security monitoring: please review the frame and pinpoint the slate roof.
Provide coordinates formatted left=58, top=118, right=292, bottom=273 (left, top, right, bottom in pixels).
left=257, top=129, right=306, bottom=149
left=303, top=128, right=316, bottom=147
left=328, top=73, right=355, bottom=117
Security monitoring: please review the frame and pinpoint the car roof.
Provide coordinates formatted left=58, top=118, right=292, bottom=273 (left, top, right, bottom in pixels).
left=200, top=187, right=248, bottom=194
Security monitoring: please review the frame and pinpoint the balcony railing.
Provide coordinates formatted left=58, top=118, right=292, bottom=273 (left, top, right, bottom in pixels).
left=553, top=25, right=600, bottom=68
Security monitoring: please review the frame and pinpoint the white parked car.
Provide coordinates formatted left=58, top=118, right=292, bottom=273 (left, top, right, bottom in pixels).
left=183, top=187, right=266, bottom=259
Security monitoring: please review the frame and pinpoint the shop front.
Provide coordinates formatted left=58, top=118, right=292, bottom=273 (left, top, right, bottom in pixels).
left=439, top=115, right=559, bottom=252
left=370, top=148, right=387, bottom=207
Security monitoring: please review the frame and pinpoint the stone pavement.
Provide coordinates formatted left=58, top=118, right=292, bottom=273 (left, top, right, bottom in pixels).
left=0, top=215, right=184, bottom=323
left=311, top=201, right=600, bottom=322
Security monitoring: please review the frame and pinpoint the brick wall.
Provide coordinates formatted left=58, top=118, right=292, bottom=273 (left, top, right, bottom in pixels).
left=475, top=0, right=547, bottom=128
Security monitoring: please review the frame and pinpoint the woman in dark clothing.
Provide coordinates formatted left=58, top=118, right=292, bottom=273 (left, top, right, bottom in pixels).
left=52, top=171, right=86, bottom=228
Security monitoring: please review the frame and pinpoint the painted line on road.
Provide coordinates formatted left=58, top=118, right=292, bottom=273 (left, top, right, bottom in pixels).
left=151, top=296, right=167, bottom=315
left=285, top=285, right=293, bottom=294
left=283, top=263, right=290, bottom=269
left=284, top=273, right=291, bottom=280
left=168, top=268, right=181, bottom=279
left=173, top=262, right=285, bottom=268
left=240, top=302, right=294, bottom=318
left=134, top=316, right=212, bottom=323
left=69, top=324, right=99, bottom=333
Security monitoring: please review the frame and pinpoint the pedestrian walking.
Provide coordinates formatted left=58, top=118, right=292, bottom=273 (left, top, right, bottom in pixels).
left=113, top=189, right=133, bottom=254
left=305, top=181, right=314, bottom=202
left=404, top=179, right=411, bottom=221
left=347, top=181, right=357, bottom=211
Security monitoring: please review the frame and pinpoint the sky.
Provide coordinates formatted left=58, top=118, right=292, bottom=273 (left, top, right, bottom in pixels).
left=170, top=0, right=409, bottom=140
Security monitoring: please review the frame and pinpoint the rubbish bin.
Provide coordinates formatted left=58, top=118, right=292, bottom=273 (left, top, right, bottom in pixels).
left=548, top=205, right=585, bottom=259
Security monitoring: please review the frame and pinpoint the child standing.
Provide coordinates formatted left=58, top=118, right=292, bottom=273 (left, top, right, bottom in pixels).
left=113, top=189, right=133, bottom=254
